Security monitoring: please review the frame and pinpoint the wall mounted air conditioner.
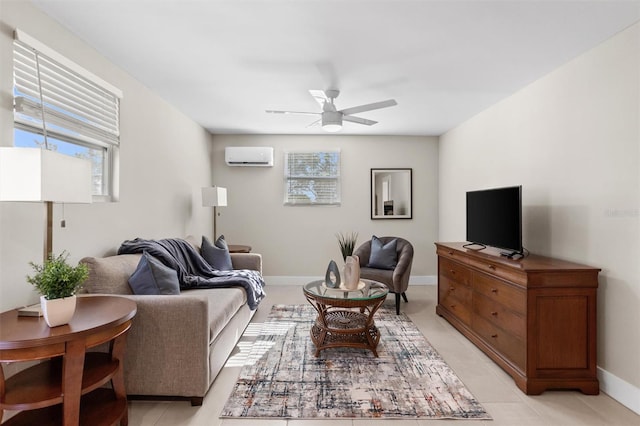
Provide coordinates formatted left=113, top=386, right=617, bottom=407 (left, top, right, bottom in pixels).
left=225, top=146, right=274, bottom=167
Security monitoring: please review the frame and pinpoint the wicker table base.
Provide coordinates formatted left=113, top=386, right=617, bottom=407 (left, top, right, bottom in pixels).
left=303, top=280, right=388, bottom=357
left=310, top=309, right=382, bottom=356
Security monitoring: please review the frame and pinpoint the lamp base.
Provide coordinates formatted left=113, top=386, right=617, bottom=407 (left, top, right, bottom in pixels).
left=45, top=201, right=53, bottom=262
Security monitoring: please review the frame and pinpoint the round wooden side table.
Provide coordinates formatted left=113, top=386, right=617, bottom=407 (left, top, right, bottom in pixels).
left=0, top=295, right=137, bottom=426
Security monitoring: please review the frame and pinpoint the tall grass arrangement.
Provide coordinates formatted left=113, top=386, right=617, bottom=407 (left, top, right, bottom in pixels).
left=336, top=232, right=358, bottom=262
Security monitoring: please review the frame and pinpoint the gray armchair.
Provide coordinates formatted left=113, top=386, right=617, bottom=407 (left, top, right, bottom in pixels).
left=353, top=236, right=414, bottom=314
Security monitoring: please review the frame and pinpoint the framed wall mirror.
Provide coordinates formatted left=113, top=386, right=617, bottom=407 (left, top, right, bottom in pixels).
left=371, top=168, right=412, bottom=219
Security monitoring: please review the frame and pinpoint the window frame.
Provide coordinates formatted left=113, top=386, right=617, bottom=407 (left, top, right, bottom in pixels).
left=12, top=30, right=122, bottom=201
left=284, top=149, right=341, bottom=206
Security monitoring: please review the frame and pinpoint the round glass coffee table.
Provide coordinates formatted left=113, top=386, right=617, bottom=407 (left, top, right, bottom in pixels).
left=303, top=279, right=389, bottom=357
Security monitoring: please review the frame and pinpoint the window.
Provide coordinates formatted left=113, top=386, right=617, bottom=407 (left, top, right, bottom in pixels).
left=13, top=30, right=122, bottom=200
left=284, top=150, right=341, bottom=205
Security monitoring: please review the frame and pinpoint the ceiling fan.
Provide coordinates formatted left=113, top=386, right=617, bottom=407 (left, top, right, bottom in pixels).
left=266, top=89, right=397, bottom=132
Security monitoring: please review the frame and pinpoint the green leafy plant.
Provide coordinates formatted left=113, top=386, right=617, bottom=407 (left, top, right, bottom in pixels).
left=27, top=252, right=89, bottom=300
left=336, top=231, right=358, bottom=262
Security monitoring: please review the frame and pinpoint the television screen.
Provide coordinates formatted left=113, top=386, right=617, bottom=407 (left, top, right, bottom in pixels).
left=466, top=185, right=522, bottom=255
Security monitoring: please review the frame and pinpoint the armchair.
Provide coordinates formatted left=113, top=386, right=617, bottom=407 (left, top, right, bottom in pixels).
left=353, top=236, right=414, bottom=314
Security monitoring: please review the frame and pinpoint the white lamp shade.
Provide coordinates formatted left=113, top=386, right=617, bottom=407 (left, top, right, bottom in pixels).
left=202, top=186, right=227, bottom=207
left=0, top=147, right=92, bottom=203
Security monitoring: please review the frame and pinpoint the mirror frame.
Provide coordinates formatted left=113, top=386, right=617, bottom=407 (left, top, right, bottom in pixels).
left=370, top=168, right=413, bottom=220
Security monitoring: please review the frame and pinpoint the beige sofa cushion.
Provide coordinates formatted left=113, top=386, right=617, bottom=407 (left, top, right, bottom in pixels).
left=81, top=254, right=141, bottom=294
left=182, top=287, right=248, bottom=342
left=80, top=247, right=262, bottom=295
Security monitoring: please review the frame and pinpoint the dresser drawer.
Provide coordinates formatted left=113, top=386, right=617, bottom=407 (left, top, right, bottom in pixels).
left=473, top=292, right=526, bottom=340
left=467, top=256, right=526, bottom=285
left=473, top=273, right=526, bottom=314
left=473, top=314, right=525, bottom=370
left=439, top=275, right=472, bottom=326
left=436, top=245, right=469, bottom=263
left=439, top=257, right=471, bottom=286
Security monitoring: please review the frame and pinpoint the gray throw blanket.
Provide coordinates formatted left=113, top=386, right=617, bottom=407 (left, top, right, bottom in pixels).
left=118, top=238, right=266, bottom=309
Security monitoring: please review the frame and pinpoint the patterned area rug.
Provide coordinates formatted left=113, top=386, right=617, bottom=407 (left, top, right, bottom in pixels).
left=221, top=304, right=490, bottom=420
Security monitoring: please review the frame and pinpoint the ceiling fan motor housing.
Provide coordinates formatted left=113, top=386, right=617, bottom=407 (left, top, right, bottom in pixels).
left=325, top=89, right=340, bottom=99
left=322, top=111, right=342, bottom=132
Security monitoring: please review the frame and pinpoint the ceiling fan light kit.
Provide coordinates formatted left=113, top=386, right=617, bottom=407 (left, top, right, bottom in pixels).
left=267, top=89, right=397, bottom=133
left=322, top=111, right=342, bottom=132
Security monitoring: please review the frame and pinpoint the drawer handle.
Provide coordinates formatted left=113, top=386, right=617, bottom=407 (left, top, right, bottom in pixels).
left=450, top=287, right=455, bottom=292
left=450, top=304, right=456, bottom=309
left=491, top=288, right=498, bottom=294
left=491, top=334, right=498, bottom=338
left=450, top=269, right=456, bottom=275
left=491, top=311, right=498, bottom=316
left=448, top=251, right=454, bottom=255
left=488, top=264, right=496, bottom=270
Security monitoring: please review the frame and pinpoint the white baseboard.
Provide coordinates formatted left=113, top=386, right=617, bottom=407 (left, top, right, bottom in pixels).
left=598, top=367, right=640, bottom=415
left=263, top=276, right=317, bottom=286
left=410, top=275, right=437, bottom=285
left=263, top=275, right=436, bottom=286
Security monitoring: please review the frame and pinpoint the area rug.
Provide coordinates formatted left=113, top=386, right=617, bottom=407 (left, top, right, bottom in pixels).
left=221, top=304, right=491, bottom=420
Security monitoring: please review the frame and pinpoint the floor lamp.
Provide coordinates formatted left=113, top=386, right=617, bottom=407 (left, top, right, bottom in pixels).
left=0, top=148, right=92, bottom=262
left=202, top=186, right=227, bottom=241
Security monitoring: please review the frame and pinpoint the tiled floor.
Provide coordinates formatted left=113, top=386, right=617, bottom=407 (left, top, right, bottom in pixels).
left=128, top=285, right=639, bottom=426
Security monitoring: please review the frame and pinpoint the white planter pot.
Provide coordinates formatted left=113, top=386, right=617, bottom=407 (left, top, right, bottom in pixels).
left=40, top=295, right=77, bottom=327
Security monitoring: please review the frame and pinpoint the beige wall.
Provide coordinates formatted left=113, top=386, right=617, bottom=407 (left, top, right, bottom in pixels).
left=439, top=22, right=639, bottom=403
left=0, top=1, right=214, bottom=311
left=2, top=0, right=636, bottom=413
left=211, top=134, right=438, bottom=282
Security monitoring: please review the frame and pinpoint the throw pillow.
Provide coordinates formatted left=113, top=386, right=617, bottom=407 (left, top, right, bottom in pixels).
left=128, top=251, right=180, bottom=295
left=201, top=235, right=233, bottom=271
left=368, top=235, right=398, bottom=270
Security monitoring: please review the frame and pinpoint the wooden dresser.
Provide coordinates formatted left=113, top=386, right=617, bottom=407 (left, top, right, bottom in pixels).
left=435, top=242, right=600, bottom=395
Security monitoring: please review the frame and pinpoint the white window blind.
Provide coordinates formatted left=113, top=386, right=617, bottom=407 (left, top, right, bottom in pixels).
left=12, top=30, right=122, bottom=200
left=13, top=40, right=120, bottom=147
left=284, top=150, right=341, bottom=205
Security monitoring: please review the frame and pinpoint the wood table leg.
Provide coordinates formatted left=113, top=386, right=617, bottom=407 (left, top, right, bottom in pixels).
left=62, top=339, right=86, bottom=426
left=0, top=365, right=5, bottom=423
left=110, top=334, right=129, bottom=426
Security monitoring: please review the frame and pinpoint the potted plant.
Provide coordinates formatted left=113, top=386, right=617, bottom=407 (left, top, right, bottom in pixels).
left=27, top=252, right=89, bottom=327
left=336, top=231, right=358, bottom=262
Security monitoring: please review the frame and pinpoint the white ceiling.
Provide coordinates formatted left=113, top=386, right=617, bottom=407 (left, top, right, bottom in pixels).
left=32, top=0, right=640, bottom=136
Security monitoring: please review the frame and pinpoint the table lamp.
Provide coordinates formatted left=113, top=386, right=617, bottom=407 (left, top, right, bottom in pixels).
left=0, top=147, right=92, bottom=262
left=202, top=186, right=227, bottom=240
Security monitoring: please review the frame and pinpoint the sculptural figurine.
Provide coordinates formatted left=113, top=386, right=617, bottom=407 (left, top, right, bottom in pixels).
left=325, top=259, right=341, bottom=288
left=343, top=255, right=361, bottom=290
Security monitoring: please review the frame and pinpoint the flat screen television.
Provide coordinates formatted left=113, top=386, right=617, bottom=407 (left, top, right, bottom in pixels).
left=466, top=185, right=523, bottom=257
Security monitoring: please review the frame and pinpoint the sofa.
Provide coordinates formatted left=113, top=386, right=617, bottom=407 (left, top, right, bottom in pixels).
left=80, top=239, right=262, bottom=406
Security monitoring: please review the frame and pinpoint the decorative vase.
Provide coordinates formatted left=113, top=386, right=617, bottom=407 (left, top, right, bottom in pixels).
left=40, top=295, right=77, bottom=327
left=325, top=260, right=341, bottom=288
left=343, top=255, right=361, bottom=290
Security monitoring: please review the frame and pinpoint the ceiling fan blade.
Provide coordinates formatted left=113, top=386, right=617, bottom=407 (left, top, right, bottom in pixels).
left=343, top=115, right=377, bottom=126
left=306, top=118, right=321, bottom=128
left=266, top=110, right=320, bottom=116
left=339, top=99, right=397, bottom=116
left=309, top=90, right=328, bottom=107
